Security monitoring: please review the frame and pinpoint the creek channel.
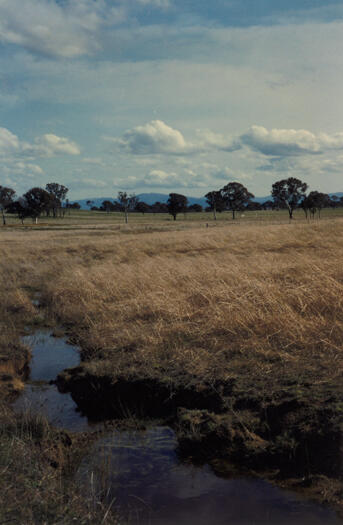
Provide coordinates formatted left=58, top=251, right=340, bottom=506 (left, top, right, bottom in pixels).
left=13, top=328, right=343, bottom=525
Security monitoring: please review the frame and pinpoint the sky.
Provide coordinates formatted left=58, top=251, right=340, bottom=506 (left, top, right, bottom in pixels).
left=1, top=0, right=343, bottom=199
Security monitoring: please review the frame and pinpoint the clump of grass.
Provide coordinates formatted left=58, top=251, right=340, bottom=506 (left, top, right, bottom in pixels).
left=0, top=408, right=119, bottom=524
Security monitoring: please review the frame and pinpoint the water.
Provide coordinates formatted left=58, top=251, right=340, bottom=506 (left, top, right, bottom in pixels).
left=13, top=330, right=100, bottom=432
left=14, top=329, right=343, bottom=523
left=78, top=426, right=342, bottom=525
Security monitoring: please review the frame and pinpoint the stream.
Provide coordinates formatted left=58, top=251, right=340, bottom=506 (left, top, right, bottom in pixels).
left=13, top=328, right=343, bottom=524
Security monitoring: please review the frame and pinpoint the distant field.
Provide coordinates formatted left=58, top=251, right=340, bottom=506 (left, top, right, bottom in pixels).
left=3, top=206, right=343, bottom=228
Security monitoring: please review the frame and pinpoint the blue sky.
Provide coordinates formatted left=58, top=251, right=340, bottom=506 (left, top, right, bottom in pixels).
left=0, top=0, right=343, bottom=199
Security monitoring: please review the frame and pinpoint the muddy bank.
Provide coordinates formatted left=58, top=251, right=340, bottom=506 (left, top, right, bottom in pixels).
left=57, top=366, right=343, bottom=489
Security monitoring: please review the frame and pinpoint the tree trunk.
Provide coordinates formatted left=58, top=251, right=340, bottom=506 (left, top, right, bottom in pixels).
left=232, top=209, right=235, bottom=220
left=286, top=201, right=293, bottom=219
left=213, top=206, right=217, bottom=221
left=1, top=209, right=6, bottom=226
left=125, top=210, right=128, bottom=224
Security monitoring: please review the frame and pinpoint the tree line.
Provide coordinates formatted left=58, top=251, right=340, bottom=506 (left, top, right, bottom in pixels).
left=0, top=178, right=342, bottom=225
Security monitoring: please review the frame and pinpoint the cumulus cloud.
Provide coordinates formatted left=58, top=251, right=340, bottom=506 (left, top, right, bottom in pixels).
left=0, top=0, right=123, bottom=58
left=34, top=134, right=81, bottom=157
left=0, top=0, right=172, bottom=59
left=112, top=120, right=243, bottom=157
left=112, top=120, right=198, bottom=155
left=240, top=125, right=343, bottom=156
left=0, top=125, right=80, bottom=183
left=0, top=127, right=21, bottom=155
left=114, top=164, right=238, bottom=190
left=115, top=169, right=189, bottom=189
left=196, top=129, right=241, bottom=152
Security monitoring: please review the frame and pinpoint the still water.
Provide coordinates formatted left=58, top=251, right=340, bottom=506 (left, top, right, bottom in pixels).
left=13, top=329, right=343, bottom=524
left=78, top=426, right=342, bottom=525
left=13, top=330, right=99, bottom=431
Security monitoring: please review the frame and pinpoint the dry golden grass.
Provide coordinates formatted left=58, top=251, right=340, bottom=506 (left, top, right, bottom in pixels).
left=1, top=217, right=343, bottom=518
left=1, top=218, right=343, bottom=390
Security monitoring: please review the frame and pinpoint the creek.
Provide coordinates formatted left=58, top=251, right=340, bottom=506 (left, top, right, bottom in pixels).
left=13, top=328, right=343, bottom=524
left=13, top=330, right=100, bottom=432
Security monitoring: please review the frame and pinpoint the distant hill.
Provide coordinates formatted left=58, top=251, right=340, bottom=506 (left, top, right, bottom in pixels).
left=72, top=192, right=343, bottom=209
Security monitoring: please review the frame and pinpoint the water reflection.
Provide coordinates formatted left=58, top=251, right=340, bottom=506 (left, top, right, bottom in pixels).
left=22, top=330, right=80, bottom=381
left=13, top=330, right=100, bottom=432
left=78, top=427, right=342, bottom=525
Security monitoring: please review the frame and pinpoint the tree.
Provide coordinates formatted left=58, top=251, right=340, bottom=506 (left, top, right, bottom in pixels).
left=167, top=193, right=188, bottom=220
left=261, top=200, right=274, bottom=211
left=220, top=182, right=254, bottom=220
left=117, top=192, right=139, bottom=223
left=45, top=183, right=68, bottom=217
left=205, top=191, right=226, bottom=221
left=0, top=185, right=16, bottom=226
left=272, top=177, right=308, bottom=220
left=188, top=203, right=203, bottom=213
left=245, top=201, right=262, bottom=211
left=101, top=200, right=115, bottom=213
left=135, top=202, right=150, bottom=215
left=151, top=201, right=168, bottom=214
left=302, top=191, right=330, bottom=219
left=23, top=187, right=51, bottom=223
left=68, top=202, right=81, bottom=210
left=6, top=198, right=30, bottom=224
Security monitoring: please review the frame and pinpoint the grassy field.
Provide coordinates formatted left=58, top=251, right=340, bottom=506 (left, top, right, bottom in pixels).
left=3, top=205, right=343, bottom=228
left=1, top=213, right=343, bottom=521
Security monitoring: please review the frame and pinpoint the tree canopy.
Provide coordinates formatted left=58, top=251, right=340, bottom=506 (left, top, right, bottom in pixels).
left=117, top=192, right=139, bottom=223
left=205, top=190, right=226, bottom=220
left=0, top=185, right=16, bottom=225
left=23, top=187, right=52, bottom=222
left=167, top=193, right=188, bottom=220
left=272, top=177, right=308, bottom=219
left=220, top=182, right=254, bottom=220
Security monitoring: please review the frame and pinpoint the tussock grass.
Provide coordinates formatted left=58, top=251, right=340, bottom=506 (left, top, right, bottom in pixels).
left=0, top=408, right=119, bottom=524
left=1, top=219, right=343, bottom=390
left=38, top=221, right=343, bottom=395
left=1, top=216, right=343, bottom=518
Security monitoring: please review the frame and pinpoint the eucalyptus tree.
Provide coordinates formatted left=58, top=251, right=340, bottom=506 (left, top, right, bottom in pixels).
left=205, top=190, right=226, bottom=221
left=117, top=191, right=139, bottom=223
left=46, top=183, right=69, bottom=217
left=220, top=182, right=254, bottom=220
left=23, top=187, right=51, bottom=223
left=272, top=177, right=308, bottom=220
left=167, top=193, right=188, bottom=220
left=0, top=185, right=16, bottom=226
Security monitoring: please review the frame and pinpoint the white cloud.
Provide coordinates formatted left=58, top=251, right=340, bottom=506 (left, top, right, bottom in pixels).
left=0, top=125, right=80, bottom=187
left=135, top=0, right=170, bottom=7
left=0, top=127, right=21, bottom=155
left=34, top=134, right=81, bottom=156
left=112, top=120, right=198, bottom=155
left=240, top=125, right=343, bottom=157
left=0, top=0, right=122, bottom=58
left=80, top=178, right=107, bottom=188
left=114, top=165, right=237, bottom=190
left=196, top=129, right=241, bottom=152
